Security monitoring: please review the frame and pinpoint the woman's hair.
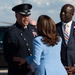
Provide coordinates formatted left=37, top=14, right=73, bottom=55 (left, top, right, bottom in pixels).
left=37, top=15, right=60, bottom=46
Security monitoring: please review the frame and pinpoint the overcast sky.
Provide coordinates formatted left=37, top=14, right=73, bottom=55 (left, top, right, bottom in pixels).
left=0, top=0, right=75, bottom=26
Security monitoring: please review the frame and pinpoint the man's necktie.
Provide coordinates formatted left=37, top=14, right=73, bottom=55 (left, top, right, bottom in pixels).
left=64, top=24, right=69, bottom=45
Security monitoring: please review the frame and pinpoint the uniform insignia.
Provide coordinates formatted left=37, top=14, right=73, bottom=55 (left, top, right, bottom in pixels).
left=32, top=29, right=37, bottom=37
left=32, top=31, right=37, bottom=37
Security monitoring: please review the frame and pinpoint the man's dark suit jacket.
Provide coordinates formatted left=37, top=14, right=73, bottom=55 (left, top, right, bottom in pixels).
left=3, top=22, right=37, bottom=75
left=56, top=21, right=75, bottom=67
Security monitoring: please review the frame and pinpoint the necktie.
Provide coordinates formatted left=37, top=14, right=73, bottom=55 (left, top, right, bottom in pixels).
left=64, top=24, right=69, bottom=45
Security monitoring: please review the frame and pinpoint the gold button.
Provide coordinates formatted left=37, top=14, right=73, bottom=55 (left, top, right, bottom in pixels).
left=28, top=48, right=30, bottom=51
left=20, top=33, right=22, bottom=35
left=24, top=38, right=26, bottom=40
left=26, top=43, right=28, bottom=45
left=30, top=54, right=32, bottom=56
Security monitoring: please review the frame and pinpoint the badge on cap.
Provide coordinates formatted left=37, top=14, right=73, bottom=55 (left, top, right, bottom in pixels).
left=12, top=3, right=32, bottom=16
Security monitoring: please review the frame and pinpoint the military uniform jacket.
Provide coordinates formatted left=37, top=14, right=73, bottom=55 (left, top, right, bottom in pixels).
left=3, top=22, right=37, bottom=75
left=56, top=21, right=75, bottom=68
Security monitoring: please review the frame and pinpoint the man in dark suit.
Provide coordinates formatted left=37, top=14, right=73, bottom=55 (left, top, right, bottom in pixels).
left=56, top=4, right=75, bottom=75
left=3, top=3, right=37, bottom=75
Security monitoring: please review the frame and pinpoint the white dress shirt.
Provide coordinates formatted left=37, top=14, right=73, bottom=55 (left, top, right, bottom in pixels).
left=62, top=21, right=72, bottom=38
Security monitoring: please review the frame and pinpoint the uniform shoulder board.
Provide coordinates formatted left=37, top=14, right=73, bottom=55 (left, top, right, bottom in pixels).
left=8, top=25, right=16, bottom=31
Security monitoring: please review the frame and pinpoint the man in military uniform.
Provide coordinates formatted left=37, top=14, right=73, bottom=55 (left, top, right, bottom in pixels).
left=3, top=3, right=37, bottom=75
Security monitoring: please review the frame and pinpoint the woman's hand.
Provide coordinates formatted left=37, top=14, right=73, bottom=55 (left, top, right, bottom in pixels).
left=13, top=57, right=26, bottom=66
